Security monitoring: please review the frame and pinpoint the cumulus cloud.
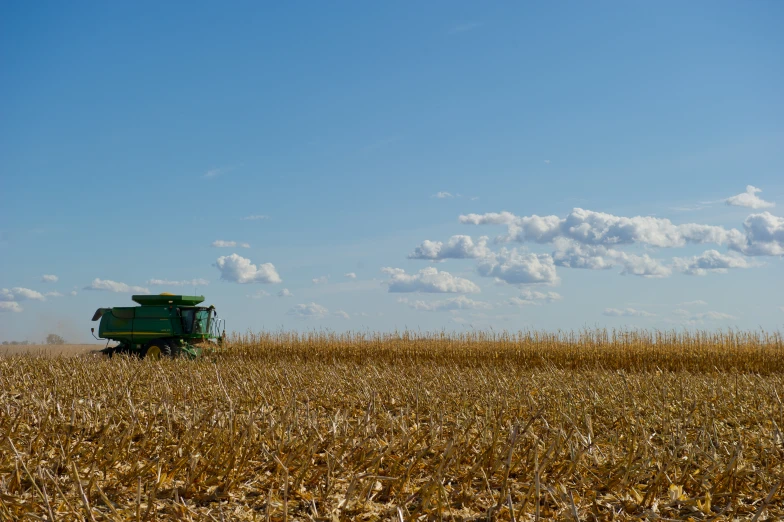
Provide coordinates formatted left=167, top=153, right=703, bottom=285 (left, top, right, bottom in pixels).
left=344, top=272, right=357, bottom=279
left=287, top=302, right=329, bottom=319
left=508, top=289, right=563, bottom=307
left=333, top=310, right=350, bottom=319
left=673, top=310, right=737, bottom=323
left=84, top=279, right=150, bottom=293
left=203, top=167, right=227, bottom=179
left=673, top=250, right=752, bottom=276
left=41, top=274, right=58, bottom=283
left=433, top=192, right=454, bottom=199
left=312, top=276, right=329, bottom=285
left=731, top=212, right=784, bottom=256
left=551, top=239, right=671, bottom=278
left=725, top=185, right=775, bottom=209
left=603, top=308, right=656, bottom=317
left=214, top=254, right=282, bottom=284
left=147, top=278, right=210, bottom=286
left=399, top=295, right=492, bottom=312
left=476, top=249, right=559, bottom=286
left=212, top=240, right=250, bottom=248
left=278, top=288, right=293, bottom=297
left=9, top=288, right=45, bottom=301
left=461, top=208, right=745, bottom=249
left=382, top=267, right=481, bottom=293
left=679, top=300, right=707, bottom=306
left=552, top=240, right=615, bottom=270
left=1, top=288, right=45, bottom=303
left=409, top=235, right=490, bottom=261
left=616, top=252, right=672, bottom=278
left=0, top=302, right=23, bottom=313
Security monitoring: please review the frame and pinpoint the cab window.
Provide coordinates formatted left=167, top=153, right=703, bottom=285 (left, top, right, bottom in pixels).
left=180, top=309, right=195, bottom=333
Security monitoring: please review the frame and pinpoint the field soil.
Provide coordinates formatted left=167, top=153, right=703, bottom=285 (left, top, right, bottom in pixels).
left=0, top=343, right=104, bottom=357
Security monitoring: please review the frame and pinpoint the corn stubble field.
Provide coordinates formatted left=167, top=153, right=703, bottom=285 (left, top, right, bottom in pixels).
left=2, top=330, right=784, bottom=521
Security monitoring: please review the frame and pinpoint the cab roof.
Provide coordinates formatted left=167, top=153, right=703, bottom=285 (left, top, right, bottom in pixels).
left=131, top=294, right=205, bottom=306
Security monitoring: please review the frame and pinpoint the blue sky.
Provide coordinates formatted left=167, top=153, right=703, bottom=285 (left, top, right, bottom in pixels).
left=1, top=1, right=783, bottom=342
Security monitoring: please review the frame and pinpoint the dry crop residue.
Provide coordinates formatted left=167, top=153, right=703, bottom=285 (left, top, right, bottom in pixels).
left=1, top=330, right=783, bottom=520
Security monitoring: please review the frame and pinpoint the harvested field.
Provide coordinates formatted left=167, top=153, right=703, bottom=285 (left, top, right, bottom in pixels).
left=0, top=344, right=103, bottom=358
left=2, top=330, right=784, bottom=521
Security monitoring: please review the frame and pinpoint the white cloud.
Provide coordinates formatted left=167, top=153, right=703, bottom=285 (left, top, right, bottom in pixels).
left=41, top=274, right=58, bottom=283
left=507, top=289, right=563, bottom=307
left=408, top=235, right=490, bottom=260
left=278, top=288, right=293, bottom=297
left=333, top=310, right=350, bottom=319
left=603, top=308, right=656, bottom=317
left=212, top=240, right=250, bottom=248
left=731, top=212, right=784, bottom=256
left=344, top=272, right=357, bottom=279
left=673, top=250, right=752, bottom=276
left=615, top=252, right=672, bottom=278
left=241, top=215, right=270, bottom=221
left=382, top=267, right=481, bottom=293
left=1, top=287, right=46, bottom=302
left=203, top=166, right=237, bottom=179
left=673, top=310, right=737, bottom=323
left=544, top=160, right=551, bottom=165
left=69, top=290, right=78, bottom=296
left=214, top=254, right=282, bottom=284
left=14, top=288, right=46, bottom=301
left=679, top=300, right=707, bottom=306
left=461, top=208, right=745, bottom=249
left=725, top=185, right=775, bottom=209
left=44, top=291, right=63, bottom=298
left=287, top=302, right=329, bottom=319
left=552, top=239, right=671, bottom=278
left=552, top=239, right=615, bottom=270
left=460, top=211, right=519, bottom=226
left=312, top=276, right=330, bottom=285
left=147, top=278, right=210, bottom=287
left=84, top=279, right=150, bottom=293
left=0, top=302, right=23, bottom=313
left=399, top=295, right=492, bottom=312
left=507, top=297, right=538, bottom=307
left=476, top=249, right=559, bottom=286
left=433, top=191, right=454, bottom=199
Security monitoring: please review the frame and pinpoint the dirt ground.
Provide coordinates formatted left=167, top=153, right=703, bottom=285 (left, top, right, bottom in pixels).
left=0, top=344, right=106, bottom=357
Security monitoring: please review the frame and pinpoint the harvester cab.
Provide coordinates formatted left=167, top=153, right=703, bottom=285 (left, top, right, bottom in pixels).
left=91, top=294, right=225, bottom=359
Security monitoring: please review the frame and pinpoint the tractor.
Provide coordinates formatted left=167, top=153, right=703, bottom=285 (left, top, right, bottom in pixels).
left=91, top=294, right=225, bottom=359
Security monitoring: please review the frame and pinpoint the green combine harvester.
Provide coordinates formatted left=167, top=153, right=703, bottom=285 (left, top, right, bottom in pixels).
left=91, top=294, right=225, bottom=359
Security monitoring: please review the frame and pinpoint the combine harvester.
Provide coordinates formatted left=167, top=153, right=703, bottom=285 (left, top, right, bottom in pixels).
left=91, top=294, right=225, bottom=358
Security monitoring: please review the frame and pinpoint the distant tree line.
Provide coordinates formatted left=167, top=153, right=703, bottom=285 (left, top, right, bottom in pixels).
left=1, top=334, right=66, bottom=345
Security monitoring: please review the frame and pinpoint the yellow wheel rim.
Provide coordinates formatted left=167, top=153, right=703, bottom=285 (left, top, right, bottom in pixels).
left=147, top=345, right=162, bottom=360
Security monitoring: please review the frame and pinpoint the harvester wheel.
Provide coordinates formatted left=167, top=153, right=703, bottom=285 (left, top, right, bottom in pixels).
left=142, top=340, right=172, bottom=360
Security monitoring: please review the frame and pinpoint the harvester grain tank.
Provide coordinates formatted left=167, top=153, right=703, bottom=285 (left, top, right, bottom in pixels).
left=91, top=294, right=225, bottom=358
